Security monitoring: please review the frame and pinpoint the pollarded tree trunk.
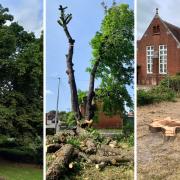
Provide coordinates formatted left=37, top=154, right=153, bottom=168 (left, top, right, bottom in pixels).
left=65, top=38, right=81, bottom=120
left=58, top=5, right=81, bottom=120
left=85, top=59, right=100, bottom=121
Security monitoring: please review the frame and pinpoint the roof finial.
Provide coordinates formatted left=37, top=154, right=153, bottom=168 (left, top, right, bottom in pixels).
left=156, top=8, right=159, bottom=15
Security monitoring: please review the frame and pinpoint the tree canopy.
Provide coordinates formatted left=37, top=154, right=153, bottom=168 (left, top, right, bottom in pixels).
left=88, top=4, right=134, bottom=115
left=0, top=4, right=43, bottom=163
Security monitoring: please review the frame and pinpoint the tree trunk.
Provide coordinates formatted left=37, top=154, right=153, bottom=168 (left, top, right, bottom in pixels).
left=89, top=155, right=132, bottom=164
left=46, top=144, right=74, bottom=180
left=58, top=6, right=81, bottom=120
left=85, top=59, right=100, bottom=120
left=65, top=38, right=81, bottom=120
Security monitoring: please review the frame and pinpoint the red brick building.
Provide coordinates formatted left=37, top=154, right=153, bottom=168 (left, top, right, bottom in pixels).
left=80, top=100, right=123, bottom=129
left=137, top=8, right=180, bottom=85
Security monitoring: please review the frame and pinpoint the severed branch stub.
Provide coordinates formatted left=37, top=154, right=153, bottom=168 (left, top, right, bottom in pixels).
left=58, top=5, right=73, bottom=42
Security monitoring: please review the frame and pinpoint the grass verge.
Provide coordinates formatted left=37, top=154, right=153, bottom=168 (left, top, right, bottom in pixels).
left=0, top=159, right=42, bottom=180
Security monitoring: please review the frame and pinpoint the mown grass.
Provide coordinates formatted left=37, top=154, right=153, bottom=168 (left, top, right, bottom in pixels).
left=73, top=164, right=134, bottom=180
left=0, top=159, right=42, bottom=180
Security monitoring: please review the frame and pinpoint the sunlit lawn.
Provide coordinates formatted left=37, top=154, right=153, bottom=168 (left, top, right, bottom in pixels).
left=0, top=159, right=42, bottom=180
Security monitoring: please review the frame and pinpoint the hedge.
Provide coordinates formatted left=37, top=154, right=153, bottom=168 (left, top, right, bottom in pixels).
left=137, top=86, right=176, bottom=106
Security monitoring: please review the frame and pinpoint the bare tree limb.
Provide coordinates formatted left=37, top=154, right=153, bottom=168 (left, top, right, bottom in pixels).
left=58, top=5, right=81, bottom=120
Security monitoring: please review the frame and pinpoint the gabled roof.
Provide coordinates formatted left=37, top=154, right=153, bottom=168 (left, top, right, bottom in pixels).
left=163, top=21, right=180, bottom=43
left=155, top=8, right=180, bottom=45
left=141, top=8, right=180, bottom=46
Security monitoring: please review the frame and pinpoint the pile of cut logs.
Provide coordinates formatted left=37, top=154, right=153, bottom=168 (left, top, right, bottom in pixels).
left=46, top=131, right=133, bottom=180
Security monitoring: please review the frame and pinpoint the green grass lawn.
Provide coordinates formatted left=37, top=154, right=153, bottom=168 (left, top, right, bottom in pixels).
left=0, top=159, right=43, bottom=180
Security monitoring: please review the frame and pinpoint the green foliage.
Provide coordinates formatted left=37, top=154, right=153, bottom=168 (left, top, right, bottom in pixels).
left=77, top=89, right=87, bottom=104
left=87, top=128, right=105, bottom=143
left=138, top=75, right=180, bottom=106
left=65, top=112, right=76, bottom=127
left=0, top=148, right=35, bottom=163
left=0, top=4, right=43, bottom=163
left=67, top=136, right=80, bottom=149
left=89, top=3, right=134, bottom=115
left=160, top=75, right=180, bottom=93
left=113, top=132, right=133, bottom=147
left=125, top=133, right=134, bottom=146
left=123, top=119, right=134, bottom=133
left=47, top=110, right=76, bottom=127
left=137, top=90, right=154, bottom=106
left=0, top=135, right=18, bottom=148
left=58, top=111, right=67, bottom=122
left=137, top=85, right=176, bottom=106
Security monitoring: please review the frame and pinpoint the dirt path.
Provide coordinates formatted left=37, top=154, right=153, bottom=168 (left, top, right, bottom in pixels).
left=137, top=99, right=180, bottom=180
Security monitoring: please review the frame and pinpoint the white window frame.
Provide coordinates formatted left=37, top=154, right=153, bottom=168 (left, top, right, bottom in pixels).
left=146, top=46, right=154, bottom=74
left=159, top=45, right=167, bottom=74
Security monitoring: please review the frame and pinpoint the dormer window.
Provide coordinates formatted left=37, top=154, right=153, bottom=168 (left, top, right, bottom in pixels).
left=153, top=25, right=160, bottom=34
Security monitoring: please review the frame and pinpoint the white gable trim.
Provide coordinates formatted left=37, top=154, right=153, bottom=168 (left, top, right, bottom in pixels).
left=160, top=18, right=180, bottom=46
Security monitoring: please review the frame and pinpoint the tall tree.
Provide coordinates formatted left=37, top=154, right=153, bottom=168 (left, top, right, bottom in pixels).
left=0, top=4, right=43, bottom=158
left=57, top=3, right=134, bottom=126
left=57, top=6, right=81, bottom=120
left=85, top=4, right=134, bottom=120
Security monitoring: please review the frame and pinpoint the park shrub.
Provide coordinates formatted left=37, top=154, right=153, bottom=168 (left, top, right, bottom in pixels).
left=137, top=85, right=176, bottom=106
left=0, top=148, right=35, bottom=163
left=0, top=134, right=43, bottom=164
left=0, top=145, right=42, bottom=164
left=0, top=135, right=19, bottom=148
left=151, top=85, right=176, bottom=102
left=160, top=75, right=180, bottom=93
left=137, top=90, right=154, bottom=106
left=137, top=74, right=180, bottom=106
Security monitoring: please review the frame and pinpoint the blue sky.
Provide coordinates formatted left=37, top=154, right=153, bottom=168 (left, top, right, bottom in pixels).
left=0, top=0, right=42, bottom=37
left=46, top=0, right=134, bottom=112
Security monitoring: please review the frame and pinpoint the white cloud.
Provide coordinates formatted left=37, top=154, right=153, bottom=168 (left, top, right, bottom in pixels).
left=46, top=89, right=54, bottom=95
left=10, top=0, right=42, bottom=37
left=137, top=0, right=180, bottom=40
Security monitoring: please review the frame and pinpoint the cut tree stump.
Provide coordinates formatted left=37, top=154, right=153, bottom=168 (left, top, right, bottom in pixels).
left=149, top=117, right=180, bottom=137
left=46, top=144, right=74, bottom=180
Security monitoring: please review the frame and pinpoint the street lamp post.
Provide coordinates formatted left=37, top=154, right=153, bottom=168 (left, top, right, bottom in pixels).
left=55, top=77, right=60, bottom=134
